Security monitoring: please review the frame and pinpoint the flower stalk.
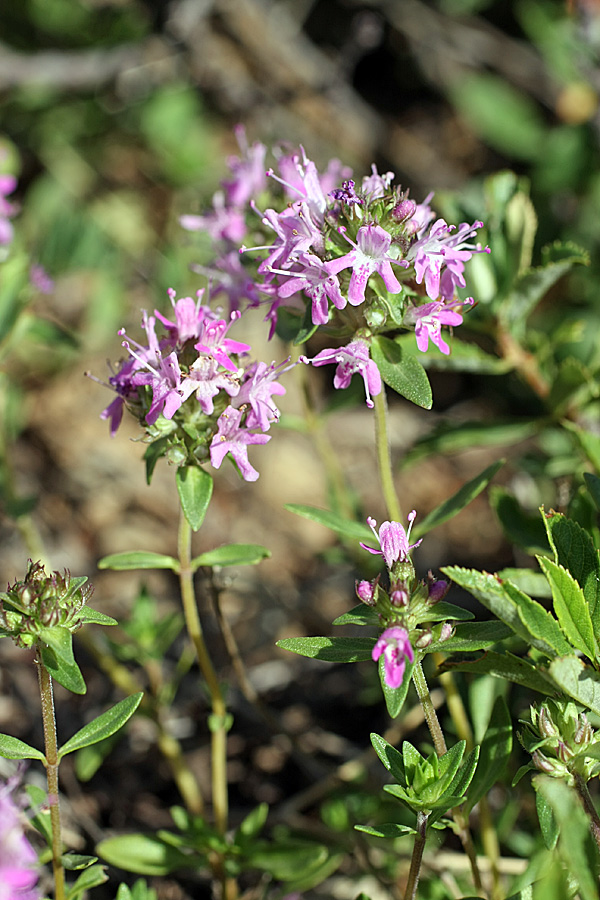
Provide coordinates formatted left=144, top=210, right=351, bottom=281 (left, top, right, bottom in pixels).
left=36, top=655, right=65, bottom=900
left=373, top=387, right=402, bottom=523
left=403, top=810, right=428, bottom=900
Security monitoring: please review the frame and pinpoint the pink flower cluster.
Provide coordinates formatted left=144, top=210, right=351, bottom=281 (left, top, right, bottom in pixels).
left=0, top=778, right=40, bottom=900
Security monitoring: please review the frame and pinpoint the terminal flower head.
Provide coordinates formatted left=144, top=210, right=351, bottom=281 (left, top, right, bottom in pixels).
left=361, top=511, right=421, bottom=569
left=372, top=626, right=414, bottom=689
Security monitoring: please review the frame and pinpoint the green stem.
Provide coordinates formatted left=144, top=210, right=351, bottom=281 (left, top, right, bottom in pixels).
left=177, top=509, right=228, bottom=835
left=403, top=810, right=428, bottom=900
left=412, top=660, right=485, bottom=898
left=36, top=656, right=65, bottom=900
left=373, top=387, right=402, bottom=522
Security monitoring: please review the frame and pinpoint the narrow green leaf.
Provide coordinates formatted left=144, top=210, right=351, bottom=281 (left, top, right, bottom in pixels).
left=424, top=601, right=474, bottom=622
left=355, top=823, right=415, bottom=838
left=504, top=581, right=571, bottom=657
left=277, top=636, right=375, bottom=663
left=332, top=604, right=379, bottom=626
left=59, top=693, right=143, bottom=758
left=78, top=607, right=118, bottom=626
left=538, top=557, right=598, bottom=660
left=549, top=656, right=600, bottom=716
left=414, top=460, right=504, bottom=539
left=381, top=655, right=414, bottom=718
left=535, top=776, right=600, bottom=900
left=65, top=864, right=108, bottom=899
left=370, top=733, right=406, bottom=785
left=0, top=734, right=45, bottom=761
left=535, top=791, right=558, bottom=851
left=466, top=696, right=511, bottom=811
left=40, top=644, right=86, bottom=695
left=403, top=419, right=538, bottom=466
left=62, top=853, right=98, bottom=871
left=429, top=620, right=512, bottom=653
left=98, top=551, right=179, bottom=572
left=371, top=335, right=432, bottom=409
left=144, top=437, right=169, bottom=485
left=26, top=785, right=52, bottom=846
left=191, top=544, right=270, bottom=569
left=97, top=834, right=193, bottom=876
left=236, top=803, right=268, bottom=840
left=429, top=747, right=480, bottom=827
left=542, top=509, right=600, bottom=633
left=440, top=650, right=555, bottom=695
left=176, top=466, right=213, bottom=532
left=284, top=504, right=371, bottom=540
left=584, top=472, right=600, bottom=511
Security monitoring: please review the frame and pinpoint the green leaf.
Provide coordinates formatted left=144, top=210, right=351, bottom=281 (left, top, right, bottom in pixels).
left=564, top=421, right=600, bottom=474
left=538, top=557, right=598, bottom=660
left=97, top=834, right=194, bottom=876
left=490, top=487, right=551, bottom=555
left=26, top=784, right=52, bottom=846
left=429, top=747, right=480, bottom=826
left=585, top=472, right=600, bottom=511
left=40, top=644, right=86, bottom=695
left=381, top=655, right=414, bottom=718
left=62, top=853, right=99, bottom=871
left=535, top=776, right=600, bottom=900
left=59, top=693, right=143, bottom=759
left=466, top=696, right=511, bottom=812
left=355, top=823, right=415, bottom=838
left=393, top=333, right=509, bottom=375
left=37, top=626, right=77, bottom=665
left=276, top=636, right=375, bottom=663
left=370, top=733, right=406, bottom=785
left=535, top=791, right=558, bottom=851
left=542, top=509, right=600, bottom=633
left=429, top=621, right=512, bottom=653
left=441, top=566, right=567, bottom=657
left=0, top=734, right=45, bottom=761
left=496, top=568, right=551, bottom=599
left=332, top=604, right=379, bottom=626
left=284, top=504, right=372, bottom=541
left=371, top=335, right=432, bottom=409
left=235, top=803, right=268, bottom=840
left=440, top=650, right=555, bottom=695
left=413, top=460, right=504, bottom=540
left=549, top=656, right=600, bottom=716
left=403, top=419, right=539, bottom=466
left=176, top=466, right=213, bottom=532
left=98, top=551, right=179, bottom=572
left=191, top=544, right=270, bottom=569
left=65, top=864, right=108, bottom=899
left=502, top=261, right=584, bottom=339
left=78, top=607, right=118, bottom=626
left=424, top=602, right=474, bottom=622
left=248, top=841, right=329, bottom=881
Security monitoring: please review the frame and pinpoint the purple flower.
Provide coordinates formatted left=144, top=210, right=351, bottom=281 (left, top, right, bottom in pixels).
left=270, top=253, right=346, bottom=325
left=193, top=251, right=261, bottom=314
left=404, top=298, right=472, bottom=355
left=408, top=218, right=487, bottom=301
left=29, top=265, right=54, bottom=294
left=233, top=359, right=292, bottom=431
left=194, top=312, right=251, bottom=372
left=254, top=203, right=323, bottom=273
left=154, top=289, right=216, bottom=346
left=361, top=164, right=394, bottom=200
left=222, top=125, right=267, bottom=208
left=272, top=147, right=328, bottom=225
left=325, top=224, right=407, bottom=305
left=305, top=339, right=382, bottom=408
left=0, top=778, right=40, bottom=900
left=372, top=626, right=414, bottom=689
left=0, top=174, right=17, bottom=246
left=360, top=512, right=421, bottom=568
left=180, top=191, right=247, bottom=244
left=210, top=406, right=271, bottom=482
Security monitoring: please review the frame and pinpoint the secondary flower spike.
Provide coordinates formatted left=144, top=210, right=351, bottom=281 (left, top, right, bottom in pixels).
left=372, top=626, right=415, bottom=689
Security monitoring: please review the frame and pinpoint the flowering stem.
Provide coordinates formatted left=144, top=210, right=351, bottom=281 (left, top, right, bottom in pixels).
left=574, top=774, right=600, bottom=853
left=373, top=386, right=402, bottom=522
left=36, top=656, right=65, bottom=900
left=412, top=660, right=485, bottom=897
left=177, top=508, right=228, bottom=835
left=403, top=810, right=428, bottom=900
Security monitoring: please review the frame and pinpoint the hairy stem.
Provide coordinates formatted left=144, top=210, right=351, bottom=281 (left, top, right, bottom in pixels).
left=36, top=657, right=65, bottom=900
left=575, top=774, right=600, bottom=853
left=373, top=386, right=402, bottom=522
left=403, top=810, right=428, bottom=900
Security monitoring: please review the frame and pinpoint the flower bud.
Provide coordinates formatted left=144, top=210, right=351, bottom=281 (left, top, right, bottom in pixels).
left=538, top=706, right=559, bottom=739
left=392, top=198, right=416, bottom=223
left=439, top=622, right=454, bottom=642
left=390, top=586, right=409, bottom=608
left=356, top=579, right=376, bottom=606
left=427, top=578, right=449, bottom=604
left=415, top=629, right=433, bottom=649
left=532, top=750, right=558, bottom=775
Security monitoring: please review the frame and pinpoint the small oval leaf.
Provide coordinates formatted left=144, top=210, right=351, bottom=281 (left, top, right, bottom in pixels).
left=98, top=552, right=179, bottom=572
left=0, top=734, right=45, bottom=761
left=59, top=693, right=143, bottom=759
left=176, top=466, right=213, bottom=532
left=192, top=544, right=270, bottom=569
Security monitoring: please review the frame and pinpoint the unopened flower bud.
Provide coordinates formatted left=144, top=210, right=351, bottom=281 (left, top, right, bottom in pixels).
left=415, top=629, right=433, bottom=649
left=532, top=750, right=557, bottom=775
left=392, top=198, right=416, bottom=223
left=356, top=579, right=376, bottom=606
left=538, top=706, right=559, bottom=739
left=574, top=714, right=593, bottom=746
left=390, top=587, right=409, bottom=608
left=558, top=741, right=575, bottom=763
left=439, top=622, right=454, bottom=642
left=427, top=578, right=449, bottom=604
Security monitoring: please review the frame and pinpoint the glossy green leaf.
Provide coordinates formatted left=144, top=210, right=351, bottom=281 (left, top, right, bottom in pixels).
left=97, top=834, right=193, bottom=876
left=78, top=607, right=118, bottom=626
left=0, top=734, right=45, bottom=761
left=549, top=656, right=600, bottom=716
left=370, top=733, right=406, bottom=784
left=371, top=335, right=432, bottom=409
left=176, top=466, right=213, bottom=532
left=191, top=543, right=270, bottom=569
left=40, top=644, right=86, bottom=695
left=38, top=626, right=77, bottom=664
left=65, top=865, right=108, bottom=899
left=284, top=504, right=372, bottom=541
left=466, top=696, right=511, bottom=811
left=59, top=693, right=143, bottom=758
left=381, top=655, right=414, bottom=718
left=429, top=620, right=512, bottom=653
left=538, top=556, right=597, bottom=660
left=535, top=776, right=600, bottom=900
left=542, top=509, right=600, bottom=633
left=440, top=650, right=555, bottom=695
left=98, top=551, right=179, bottom=572
left=144, top=437, right=169, bottom=485
left=276, top=636, right=375, bottom=663
left=414, top=460, right=504, bottom=539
